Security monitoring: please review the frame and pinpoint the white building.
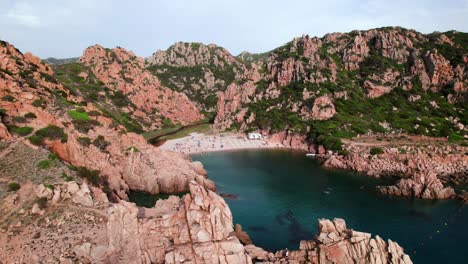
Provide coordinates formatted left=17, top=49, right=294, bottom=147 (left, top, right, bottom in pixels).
left=248, top=133, right=262, bottom=140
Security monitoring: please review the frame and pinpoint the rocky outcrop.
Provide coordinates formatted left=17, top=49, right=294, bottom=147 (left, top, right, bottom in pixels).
left=268, top=130, right=310, bottom=151
left=378, top=171, right=456, bottom=199
left=310, top=95, right=336, bottom=120
left=105, top=181, right=252, bottom=264
left=0, top=40, right=213, bottom=198
left=247, top=218, right=412, bottom=264
left=214, top=82, right=257, bottom=130
left=363, top=80, right=394, bottom=98
left=80, top=45, right=203, bottom=128
left=146, top=42, right=239, bottom=69
left=323, top=140, right=466, bottom=199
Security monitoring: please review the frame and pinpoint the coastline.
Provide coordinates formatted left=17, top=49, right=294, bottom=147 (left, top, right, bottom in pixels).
left=159, top=132, right=308, bottom=154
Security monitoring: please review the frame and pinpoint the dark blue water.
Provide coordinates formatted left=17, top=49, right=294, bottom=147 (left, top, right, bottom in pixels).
left=191, top=149, right=467, bottom=264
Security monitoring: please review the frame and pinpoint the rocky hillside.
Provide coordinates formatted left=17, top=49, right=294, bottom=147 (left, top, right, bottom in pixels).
left=0, top=40, right=213, bottom=199
left=146, top=42, right=261, bottom=113
left=215, top=28, right=467, bottom=150
left=144, top=28, right=467, bottom=152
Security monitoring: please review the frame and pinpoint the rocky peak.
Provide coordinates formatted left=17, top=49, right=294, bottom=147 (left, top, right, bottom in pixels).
left=146, top=42, right=240, bottom=69
left=80, top=44, right=203, bottom=127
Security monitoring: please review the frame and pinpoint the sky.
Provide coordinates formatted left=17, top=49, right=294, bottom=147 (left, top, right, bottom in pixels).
left=0, top=0, right=467, bottom=59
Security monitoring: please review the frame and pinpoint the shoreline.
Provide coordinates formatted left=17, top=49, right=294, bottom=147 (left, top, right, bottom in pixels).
left=159, top=132, right=308, bottom=155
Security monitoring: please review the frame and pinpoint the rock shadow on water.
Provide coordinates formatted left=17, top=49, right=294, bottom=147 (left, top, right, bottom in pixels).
left=275, top=210, right=314, bottom=244
left=248, top=226, right=268, bottom=232
left=408, top=209, right=433, bottom=222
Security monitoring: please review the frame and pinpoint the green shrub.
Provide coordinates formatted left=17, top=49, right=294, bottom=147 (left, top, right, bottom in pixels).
left=35, top=197, right=48, bottom=209
left=317, top=135, right=343, bottom=151
left=0, top=108, right=7, bottom=116
left=2, top=95, right=15, bottom=102
left=448, top=133, right=464, bottom=143
left=12, top=116, right=27, bottom=123
left=24, top=112, right=37, bottom=119
left=32, top=99, right=46, bottom=108
left=339, top=149, right=350, bottom=156
left=370, top=147, right=384, bottom=155
left=77, top=166, right=102, bottom=186
left=44, top=184, right=54, bottom=190
left=7, top=182, right=20, bottom=192
left=92, top=135, right=110, bottom=151
left=48, top=153, right=59, bottom=160
left=28, top=125, right=68, bottom=145
left=68, top=109, right=90, bottom=121
left=60, top=172, right=73, bottom=182
left=27, top=135, right=43, bottom=146
left=37, top=159, right=52, bottom=169
left=71, top=119, right=94, bottom=133
left=11, top=126, right=33, bottom=136
left=77, top=136, right=91, bottom=146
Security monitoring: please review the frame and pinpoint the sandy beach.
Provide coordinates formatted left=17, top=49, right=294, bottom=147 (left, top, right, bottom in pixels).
left=159, top=132, right=291, bottom=154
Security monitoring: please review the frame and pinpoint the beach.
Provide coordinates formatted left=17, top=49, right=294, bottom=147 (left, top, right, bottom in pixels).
left=159, top=132, right=290, bottom=154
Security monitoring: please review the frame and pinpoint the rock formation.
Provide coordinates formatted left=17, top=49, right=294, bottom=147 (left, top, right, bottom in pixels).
left=0, top=40, right=213, bottom=198
left=80, top=45, right=203, bottom=128
left=246, top=218, right=412, bottom=264
left=0, top=178, right=413, bottom=264
left=323, top=138, right=466, bottom=199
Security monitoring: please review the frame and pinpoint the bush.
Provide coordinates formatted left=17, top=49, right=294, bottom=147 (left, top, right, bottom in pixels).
left=92, top=135, right=110, bottom=151
left=44, top=184, right=54, bottom=190
left=35, top=197, right=48, bottom=209
left=11, top=126, right=33, bottom=136
left=2, top=95, right=15, bottom=102
left=28, top=125, right=68, bottom=145
left=7, top=182, right=20, bottom=192
left=27, top=135, right=43, bottom=146
left=448, top=133, right=464, bottom=143
left=77, top=136, right=91, bottom=146
left=68, top=109, right=90, bottom=121
left=37, top=159, right=52, bottom=169
left=12, top=116, right=27, bottom=123
left=32, top=99, right=46, bottom=108
left=317, top=135, right=343, bottom=152
left=60, top=172, right=73, bottom=182
left=77, top=166, right=102, bottom=186
left=370, top=147, right=384, bottom=155
left=24, top=112, right=37, bottom=119
left=71, top=119, right=94, bottom=133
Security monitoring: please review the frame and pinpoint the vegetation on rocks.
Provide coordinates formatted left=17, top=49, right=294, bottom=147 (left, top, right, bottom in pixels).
left=28, top=125, right=68, bottom=146
left=76, top=166, right=102, bottom=186
left=7, top=182, right=20, bottom=192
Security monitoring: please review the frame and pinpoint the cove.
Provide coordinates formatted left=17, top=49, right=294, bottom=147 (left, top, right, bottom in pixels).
left=191, top=149, right=467, bottom=264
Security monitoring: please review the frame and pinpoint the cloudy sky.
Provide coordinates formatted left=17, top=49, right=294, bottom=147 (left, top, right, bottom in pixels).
left=1, top=0, right=467, bottom=58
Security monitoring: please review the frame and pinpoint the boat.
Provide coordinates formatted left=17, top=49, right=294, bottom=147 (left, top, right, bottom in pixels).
left=305, top=153, right=317, bottom=157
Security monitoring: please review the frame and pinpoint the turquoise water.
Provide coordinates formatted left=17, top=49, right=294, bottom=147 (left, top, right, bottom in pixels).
left=191, top=149, right=467, bottom=264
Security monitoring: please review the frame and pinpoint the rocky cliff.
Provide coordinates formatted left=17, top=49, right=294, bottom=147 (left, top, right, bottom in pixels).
left=145, top=42, right=261, bottom=112
left=0, top=40, right=213, bottom=198
left=213, top=28, right=467, bottom=142
left=80, top=45, right=203, bottom=129
left=143, top=28, right=466, bottom=154
left=0, top=177, right=413, bottom=264
left=323, top=136, right=466, bottom=199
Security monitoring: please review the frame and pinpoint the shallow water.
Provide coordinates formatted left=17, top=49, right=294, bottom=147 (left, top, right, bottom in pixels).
left=191, top=149, right=467, bottom=264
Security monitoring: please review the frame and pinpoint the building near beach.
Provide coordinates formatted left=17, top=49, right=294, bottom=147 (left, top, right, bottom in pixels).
left=248, top=133, right=262, bottom=140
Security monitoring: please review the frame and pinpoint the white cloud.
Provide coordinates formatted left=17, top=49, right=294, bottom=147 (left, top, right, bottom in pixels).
left=0, top=0, right=467, bottom=58
left=2, top=2, right=41, bottom=27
